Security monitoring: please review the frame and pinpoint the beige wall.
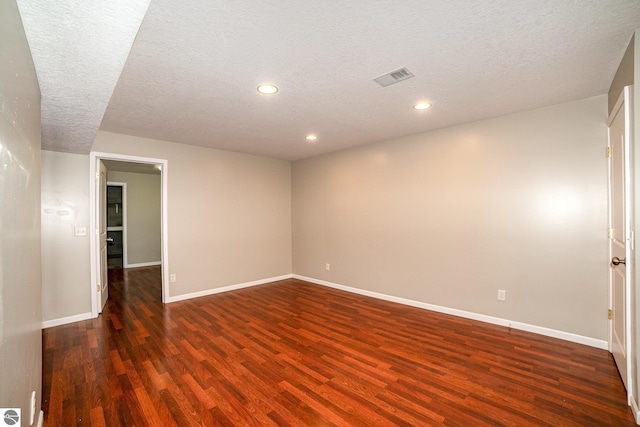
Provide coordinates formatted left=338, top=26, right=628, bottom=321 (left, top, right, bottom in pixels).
left=41, top=151, right=91, bottom=322
left=293, top=95, right=608, bottom=340
left=107, top=171, right=161, bottom=266
left=609, top=34, right=634, bottom=114
left=0, top=0, right=43, bottom=421
left=93, top=132, right=292, bottom=298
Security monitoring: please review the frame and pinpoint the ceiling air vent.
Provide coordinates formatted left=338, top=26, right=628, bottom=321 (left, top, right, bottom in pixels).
left=373, top=67, right=414, bottom=87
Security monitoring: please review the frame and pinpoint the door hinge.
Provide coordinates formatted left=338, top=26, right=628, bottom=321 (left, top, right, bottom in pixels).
left=606, top=146, right=612, bottom=158
left=608, top=228, right=614, bottom=239
left=97, top=285, right=101, bottom=292
left=608, top=309, right=613, bottom=320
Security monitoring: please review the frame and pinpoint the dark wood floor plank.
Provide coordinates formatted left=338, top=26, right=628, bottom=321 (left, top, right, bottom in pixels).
left=42, top=267, right=637, bottom=426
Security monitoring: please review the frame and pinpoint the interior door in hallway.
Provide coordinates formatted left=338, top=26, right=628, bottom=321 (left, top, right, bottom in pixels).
left=608, top=86, right=632, bottom=392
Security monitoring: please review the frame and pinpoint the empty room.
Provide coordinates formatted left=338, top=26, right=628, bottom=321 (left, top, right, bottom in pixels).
left=4, top=0, right=640, bottom=426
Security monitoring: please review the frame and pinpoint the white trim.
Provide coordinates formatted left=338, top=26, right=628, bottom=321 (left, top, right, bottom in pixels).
left=166, top=274, right=294, bottom=303
left=42, top=312, right=93, bottom=329
left=89, top=157, right=98, bottom=316
left=90, top=151, right=169, bottom=318
left=630, top=396, right=639, bottom=423
left=37, top=410, right=43, bottom=427
left=106, top=181, right=127, bottom=269
left=126, top=261, right=162, bottom=268
left=608, top=103, right=614, bottom=355
left=293, top=275, right=608, bottom=350
left=624, top=86, right=635, bottom=395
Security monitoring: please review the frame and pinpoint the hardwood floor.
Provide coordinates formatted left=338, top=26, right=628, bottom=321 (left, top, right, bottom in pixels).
left=43, top=266, right=637, bottom=426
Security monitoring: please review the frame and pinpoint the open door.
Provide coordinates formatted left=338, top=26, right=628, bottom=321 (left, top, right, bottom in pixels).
left=99, top=160, right=109, bottom=312
left=608, top=86, right=633, bottom=395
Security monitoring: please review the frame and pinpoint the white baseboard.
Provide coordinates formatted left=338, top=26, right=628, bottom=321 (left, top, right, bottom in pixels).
left=166, top=274, right=294, bottom=303
left=293, top=274, right=608, bottom=350
left=631, top=396, right=640, bottom=425
left=42, top=312, right=93, bottom=329
left=40, top=275, right=608, bottom=351
left=125, top=261, right=161, bottom=268
left=37, top=410, right=44, bottom=427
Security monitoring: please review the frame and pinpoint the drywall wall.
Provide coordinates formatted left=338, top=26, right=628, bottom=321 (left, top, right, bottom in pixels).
left=41, top=151, right=91, bottom=323
left=93, top=132, right=292, bottom=298
left=0, top=0, right=42, bottom=422
left=107, top=171, right=161, bottom=266
left=292, top=95, right=608, bottom=340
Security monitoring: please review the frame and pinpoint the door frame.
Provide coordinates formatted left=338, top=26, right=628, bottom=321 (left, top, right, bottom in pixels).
left=608, top=85, right=633, bottom=403
left=89, top=151, right=169, bottom=317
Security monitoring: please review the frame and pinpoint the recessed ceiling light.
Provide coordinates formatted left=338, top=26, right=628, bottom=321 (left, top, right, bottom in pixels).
left=257, top=84, right=278, bottom=94
left=413, top=102, right=432, bottom=110
left=305, top=134, right=318, bottom=141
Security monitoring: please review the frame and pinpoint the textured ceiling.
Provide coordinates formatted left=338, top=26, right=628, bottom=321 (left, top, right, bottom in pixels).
left=18, top=1, right=640, bottom=160
left=16, top=0, right=150, bottom=153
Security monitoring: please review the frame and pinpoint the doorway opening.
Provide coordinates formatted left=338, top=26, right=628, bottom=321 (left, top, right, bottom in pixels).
left=89, top=152, right=169, bottom=317
left=106, top=183, right=127, bottom=269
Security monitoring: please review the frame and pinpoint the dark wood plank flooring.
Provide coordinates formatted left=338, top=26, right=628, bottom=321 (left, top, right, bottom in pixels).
left=42, top=266, right=637, bottom=426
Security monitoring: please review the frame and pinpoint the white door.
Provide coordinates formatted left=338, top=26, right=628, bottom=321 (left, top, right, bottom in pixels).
left=99, top=160, right=109, bottom=312
left=608, top=86, right=632, bottom=392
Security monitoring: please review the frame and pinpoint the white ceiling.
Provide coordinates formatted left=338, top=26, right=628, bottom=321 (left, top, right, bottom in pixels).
left=17, top=0, right=151, bottom=153
left=18, top=0, right=640, bottom=161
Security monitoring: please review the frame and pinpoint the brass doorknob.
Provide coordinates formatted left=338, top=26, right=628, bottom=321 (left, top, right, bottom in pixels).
left=612, top=256, right=626, bottom=266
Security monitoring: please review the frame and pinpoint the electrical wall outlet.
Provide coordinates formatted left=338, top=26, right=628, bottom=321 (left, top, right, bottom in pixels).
left=325, top=263, right=330, bottom=271
left=498, top=289, right=506, bottom=301
left=170, top=274, right=176, bottom=283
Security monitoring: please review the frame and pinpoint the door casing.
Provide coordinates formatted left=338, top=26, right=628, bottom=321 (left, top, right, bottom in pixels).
left=89, top=152, right=169, bottom=317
